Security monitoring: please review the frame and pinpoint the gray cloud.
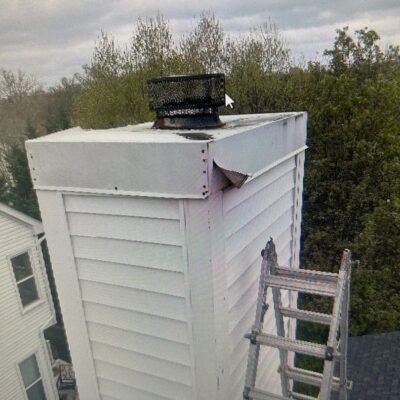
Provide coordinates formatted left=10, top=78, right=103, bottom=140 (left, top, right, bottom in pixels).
left=0, top=0, right=399, bottom=85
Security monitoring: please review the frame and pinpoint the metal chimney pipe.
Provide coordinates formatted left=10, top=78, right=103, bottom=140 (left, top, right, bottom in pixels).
left=147, top=73, right=225, bottom=129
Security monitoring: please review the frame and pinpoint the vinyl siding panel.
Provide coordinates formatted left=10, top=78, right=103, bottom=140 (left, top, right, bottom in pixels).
left=92, top=342, right=193, bottom=385
left=99, top=378, right=171, bottom=400
left=84, top=302, right=190, bottom=344
left=95, top=360, right=193, bottom=400
left=77, top=258, right=186, bottom=297
left=64, top=194, right=195, bottom=399
left=72, top=236, right=183, bottom=272
left=87, top=323, right=191, bottom=366
left=222, top=158, right=296, bottom=398
left=0, top=212, right=56, bottom=400
left=64, top=195, right=180, bottom=220
left=80, top=280, right=187, bottom=321
left=68, top=212, right=181, bottom=246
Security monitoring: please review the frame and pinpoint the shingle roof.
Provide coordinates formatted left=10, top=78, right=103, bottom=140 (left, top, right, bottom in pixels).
left=343, top=332, right=400, bottom=400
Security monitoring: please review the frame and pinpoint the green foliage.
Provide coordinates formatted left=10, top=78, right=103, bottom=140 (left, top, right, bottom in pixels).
left=2, top=142, right=39, bottom=219
left=0, top=174, right=8, bottom=203
left=129, top=14, right=177, bottom=74
left=287, top=28, right=400, bottom=381
left=179, top=12, right=228, bottom=74
left=357, top=199, right=400, bottom=269
left=226, top=22, right=291, bottom=115
left=348, top=200, right=400, bottom=335
left=45, top=76, right=80, bottom=133
left=351, top=267, right=400, bottom=335
left=74, top=14, right=291, bottom=128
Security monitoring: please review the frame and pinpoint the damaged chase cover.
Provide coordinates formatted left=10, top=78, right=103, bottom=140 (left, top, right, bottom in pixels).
left=26, top=113, right=307, bottom=198
left=213, top=162, right=250, bottom=188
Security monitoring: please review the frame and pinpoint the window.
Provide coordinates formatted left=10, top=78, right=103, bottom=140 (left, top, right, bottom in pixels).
left=11, top=252, right=39, bottom=307
left=19, top=354, right=47, bottom=400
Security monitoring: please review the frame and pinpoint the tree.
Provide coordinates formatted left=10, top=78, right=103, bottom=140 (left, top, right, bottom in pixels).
left=287, top=31, right=400, bottom=370
left=1, top=141, right=39, bottom=219
left=0, top=173, right=8, bottom=203
left=74, top=13, right=292, bottom=128
left=0, top=69, right=47, bottom=144
left=129, top=14, right=177, bottom=75
left=0, top=69, right=40, bottom=101
left=179, top=12, right=228, bottom=74
left=75, top=28, right=155, bottom=128
left=226, top=21, right=291, bottom=114
left=45, top=75, right=81, bottom=134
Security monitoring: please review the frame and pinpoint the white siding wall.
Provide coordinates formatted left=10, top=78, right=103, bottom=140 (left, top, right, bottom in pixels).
left=222, top=158, right=297, bottom=399
left=63, top=195, right=195, bottom=400
left=0, top=213, right=56, bottom=400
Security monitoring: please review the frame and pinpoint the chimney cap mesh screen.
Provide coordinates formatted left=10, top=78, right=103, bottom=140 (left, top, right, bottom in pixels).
left=148, top=74, right=225, bottom=117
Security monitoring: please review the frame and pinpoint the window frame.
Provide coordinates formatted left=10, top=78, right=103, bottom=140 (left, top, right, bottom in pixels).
left=17, top=352, right=48, bottom=400
left=8, top=248, right=43, bottom=314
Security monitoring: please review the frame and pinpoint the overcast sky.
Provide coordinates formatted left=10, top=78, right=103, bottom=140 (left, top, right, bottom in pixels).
left=1, top=0, right=399, bottom=86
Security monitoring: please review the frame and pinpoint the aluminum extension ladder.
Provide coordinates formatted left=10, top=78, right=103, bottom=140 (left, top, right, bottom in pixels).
left=243, top=239, right=352, bottom=400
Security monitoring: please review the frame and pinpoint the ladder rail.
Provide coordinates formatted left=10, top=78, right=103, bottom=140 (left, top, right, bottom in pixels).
left=270, top=251, right=290, bottom=396
left=339, top=257, right=351, bottom=400
left=244, top=240, right=273, bottom=395
left=319, top=250, right=351, bottom=400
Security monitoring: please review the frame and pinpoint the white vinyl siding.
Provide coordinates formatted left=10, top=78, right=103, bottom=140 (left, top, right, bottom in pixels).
left=223, top=158, right=297, bottom=399
left=29, top=112, right=307, bottom=400
left=64, top=194, right=195, bottom=400
left=0, top=212, right=55, bottom=400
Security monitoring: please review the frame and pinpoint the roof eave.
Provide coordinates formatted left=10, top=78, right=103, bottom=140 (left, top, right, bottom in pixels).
left=0, top=203, right=43, bottom=234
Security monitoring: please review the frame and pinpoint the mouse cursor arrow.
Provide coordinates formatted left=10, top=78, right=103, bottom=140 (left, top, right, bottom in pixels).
left=225, top=93, right=234, bottom=109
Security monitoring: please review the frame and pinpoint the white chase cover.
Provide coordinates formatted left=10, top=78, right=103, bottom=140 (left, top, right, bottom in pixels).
left=26, top=112, right=307, bottom=198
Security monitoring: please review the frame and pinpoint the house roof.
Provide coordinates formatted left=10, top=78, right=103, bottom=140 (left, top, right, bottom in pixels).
left=0, top=202, right=43, bottom=234
left=341, top=332, right=400, bottom=400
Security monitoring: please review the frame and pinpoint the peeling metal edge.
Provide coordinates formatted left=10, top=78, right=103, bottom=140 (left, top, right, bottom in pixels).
left=213, top=162, right=251, bottom=188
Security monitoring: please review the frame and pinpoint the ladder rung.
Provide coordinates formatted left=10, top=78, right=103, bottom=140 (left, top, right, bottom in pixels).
left=285, top=366, right=340, bottom=391
left=276, top=266, right=338, bottom=283
left=290, top=391, right=318, bottom=400
left=279, top=307, right=332, bottom=325
left=246, top=387, right=290, bottom=400
left=264, top=275, right=337, bottom=296
left=249, top=332, right=335, bottom=359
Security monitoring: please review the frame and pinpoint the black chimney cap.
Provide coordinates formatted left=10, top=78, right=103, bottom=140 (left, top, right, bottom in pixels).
left=148, top=74, right=225, bottom=130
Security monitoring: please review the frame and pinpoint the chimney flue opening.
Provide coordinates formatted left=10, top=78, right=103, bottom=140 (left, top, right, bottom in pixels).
left=148, top=73, right=225, bottom=130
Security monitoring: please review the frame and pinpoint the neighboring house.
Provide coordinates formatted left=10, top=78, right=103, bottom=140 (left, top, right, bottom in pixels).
left=0, top=203, right=58, bottom=400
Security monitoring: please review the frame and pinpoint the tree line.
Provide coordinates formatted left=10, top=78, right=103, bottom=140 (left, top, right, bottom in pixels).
left=1, top=13, right=399, bottom=348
